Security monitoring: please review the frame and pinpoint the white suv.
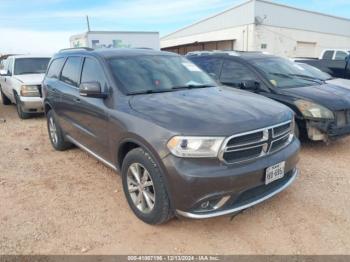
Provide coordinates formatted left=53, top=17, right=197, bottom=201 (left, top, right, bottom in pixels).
left=0, top=55, right=51, bottom=119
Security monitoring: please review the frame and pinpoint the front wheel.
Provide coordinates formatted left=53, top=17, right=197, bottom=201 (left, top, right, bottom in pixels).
left=46, top=110, right=72, bottom=151
left=122, top=148, right=173, bottom=225
left=0, top=88, right=11, bottom=105
left=294, top=121, right=300, bottom=139
left=15, top=95, right=30, bottom=119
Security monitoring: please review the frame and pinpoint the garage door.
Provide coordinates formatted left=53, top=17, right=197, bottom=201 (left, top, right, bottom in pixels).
left=296, top=41, right=317, bottom=58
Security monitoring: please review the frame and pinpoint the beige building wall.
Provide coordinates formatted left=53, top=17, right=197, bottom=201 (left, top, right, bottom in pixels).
left=254, top=25, right=350, bottom=58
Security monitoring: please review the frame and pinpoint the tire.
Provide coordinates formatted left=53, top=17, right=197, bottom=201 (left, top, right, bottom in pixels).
left=121, top=148, right=173, bottom=225
left=294, top=121, right=300, bottom=139
left=15, top=95, right=30, bottom=119
left=46, top=110, right=72, bottom=151
left=1, top=88, right=12, bottom=105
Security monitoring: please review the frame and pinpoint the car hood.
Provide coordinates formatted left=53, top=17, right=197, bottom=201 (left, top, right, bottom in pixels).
left=326, top=78, right=350, bottom=90
left=277, top=83, right=350, bottom=111
left=129, top=87, right=293, bottom=136
left=13, top=74, right=45, bottom=85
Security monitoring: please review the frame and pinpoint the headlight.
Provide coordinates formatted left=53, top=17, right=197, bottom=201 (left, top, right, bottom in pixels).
left=167, top=136, right=225, bottom=158
left=294, top=100, right=334, bottom=119
left=20, top=85, right=40, bottom=97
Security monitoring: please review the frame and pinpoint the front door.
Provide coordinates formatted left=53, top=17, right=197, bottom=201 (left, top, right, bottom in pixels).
left=71, top=57, right=110, bottom=161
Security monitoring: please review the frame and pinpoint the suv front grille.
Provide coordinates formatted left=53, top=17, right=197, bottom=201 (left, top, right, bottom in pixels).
left=220, top=120, right=293, bottom=164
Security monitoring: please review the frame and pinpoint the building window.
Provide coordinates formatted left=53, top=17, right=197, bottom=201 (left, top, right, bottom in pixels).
left=261, top=44, right=267, bottom=49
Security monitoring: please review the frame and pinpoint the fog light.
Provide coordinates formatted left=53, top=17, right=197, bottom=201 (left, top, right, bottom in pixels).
left=201, top=201, right=210, bottom=209
left=197, top=196, right=231, bottom=212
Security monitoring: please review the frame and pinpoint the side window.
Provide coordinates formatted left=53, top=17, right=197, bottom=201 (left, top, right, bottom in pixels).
left=322, top=51, right=334, bottom=60
left=81, top=57, right=107, bottom=88
left=47, top=58, right=65, bottom=79
left=191, top=58, right=223, bottom=78
left=220, top=60, right=258, bottom=84
left=1, top=59, right=8, bottom=70
left=334, top=51, right=348, bottom=61
left=7, top=58, right=13, bottom=75
left=60, top=57, right=82, bottom=87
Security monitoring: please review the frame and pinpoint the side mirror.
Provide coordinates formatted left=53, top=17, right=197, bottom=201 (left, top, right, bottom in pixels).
left=240, top=80, right=261, bottom=92
left=79, top=82, right=107, bottom=98
left=0, top=69, right=10, bottom=76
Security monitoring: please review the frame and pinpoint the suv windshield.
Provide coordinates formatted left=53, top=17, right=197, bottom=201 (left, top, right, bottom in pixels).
left=252, top=58, right=322, bottom=88
left=14, top=58, right=50, bottom=75
left=296, top=63, right=332, bottom=81
left=108, top=55, right=217, bottom=94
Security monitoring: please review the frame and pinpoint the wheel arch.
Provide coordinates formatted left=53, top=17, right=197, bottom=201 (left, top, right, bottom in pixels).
left=116, top=136, right=175, bottom=209
left=44, top=101, right=53, bottom=115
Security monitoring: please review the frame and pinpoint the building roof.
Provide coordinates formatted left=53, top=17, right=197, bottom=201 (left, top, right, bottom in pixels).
left=161, top=0, right=350, bottom=41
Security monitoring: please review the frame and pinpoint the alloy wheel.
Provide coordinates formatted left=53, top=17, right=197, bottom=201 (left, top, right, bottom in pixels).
left=127, top=163, right=156, bottom=214
left=48, top=117, right=58, bottom=145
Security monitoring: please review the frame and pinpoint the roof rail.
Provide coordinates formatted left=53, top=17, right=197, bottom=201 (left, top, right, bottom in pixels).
left=59, top=47, right=94, bottom=53
left=133, top=47, right=154, bottom=50
left=186, top=50, right=241, bottom=57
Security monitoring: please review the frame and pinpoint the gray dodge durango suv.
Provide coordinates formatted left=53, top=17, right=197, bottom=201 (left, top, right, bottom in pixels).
left=42, top=48, right=300, bottom=224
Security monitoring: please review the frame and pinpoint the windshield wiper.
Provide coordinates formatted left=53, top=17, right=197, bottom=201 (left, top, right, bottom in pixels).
left=171, top=84, right=214, bottom=90
left=127, top=84, right=214, bottom=95
left=268, top=72, right=323, bottom=84
left=289, top=74, right=324, bottom=84
left=127, top=89, right=173, bottom=95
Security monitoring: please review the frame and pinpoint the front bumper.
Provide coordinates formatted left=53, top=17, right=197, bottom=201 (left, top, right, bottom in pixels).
left=162, top=138, right=300, bottom=219
left=306, top=119, right=350, bottom=141
left=18, top=96, right=44, bottom=113
left=177, top=168, right=298, bottom=219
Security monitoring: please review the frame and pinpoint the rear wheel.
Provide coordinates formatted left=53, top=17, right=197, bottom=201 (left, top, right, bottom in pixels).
left=47, top=110, right=72, bottom=151
left=122, top=148, right=173, bottom=225
left=0, top=88, right=11, bottom=105
left=15, top=95, right=30, bottom=119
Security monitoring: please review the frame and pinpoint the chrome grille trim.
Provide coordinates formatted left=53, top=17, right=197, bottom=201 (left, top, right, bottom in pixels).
left=269, top=134, right=294, bottom=154
left=219, top=120, right=293, bottom=164
left=272, top=122, right=292, bottom=138
left=225, top=129, right=269, bottom=150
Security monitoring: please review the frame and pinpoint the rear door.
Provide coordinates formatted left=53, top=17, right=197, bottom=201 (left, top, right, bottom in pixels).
left=43, top=57, right=66, bottom=113
left=57, top=56, right=83, bottom=138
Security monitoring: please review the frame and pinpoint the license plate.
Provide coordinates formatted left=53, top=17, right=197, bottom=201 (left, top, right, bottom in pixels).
left=265, top=161, right=285, bottom=185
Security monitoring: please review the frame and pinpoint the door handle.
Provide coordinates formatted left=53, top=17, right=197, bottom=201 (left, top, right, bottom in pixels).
left=75, top=98, right=81, bottom=103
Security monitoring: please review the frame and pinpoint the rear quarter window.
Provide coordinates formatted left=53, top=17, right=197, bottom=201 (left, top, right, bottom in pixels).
left=322, top=51, right=334, bottom=60
left=47, top=58, right=65, bottom=79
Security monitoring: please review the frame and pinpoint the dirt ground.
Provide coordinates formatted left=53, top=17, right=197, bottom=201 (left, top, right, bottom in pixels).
left=0, top=101, right=349, bottom=255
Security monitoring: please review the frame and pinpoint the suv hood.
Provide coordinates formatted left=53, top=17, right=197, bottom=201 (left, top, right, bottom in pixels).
left=277, top=84, right=350, bottom=111
left=129, top=87, right=293, bottom=136
left=326, top=78, right=350, bottom=89
left=13, top=74, right=45, bottom=85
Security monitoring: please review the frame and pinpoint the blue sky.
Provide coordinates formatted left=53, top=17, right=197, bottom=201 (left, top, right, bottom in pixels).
left=0, top=0, right=349, bottom=53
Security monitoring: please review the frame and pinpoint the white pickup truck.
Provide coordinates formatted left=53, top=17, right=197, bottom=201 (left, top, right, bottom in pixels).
left=295, top=49, right=350, bottom=80
left=0, top=55, right=51, bottom=119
